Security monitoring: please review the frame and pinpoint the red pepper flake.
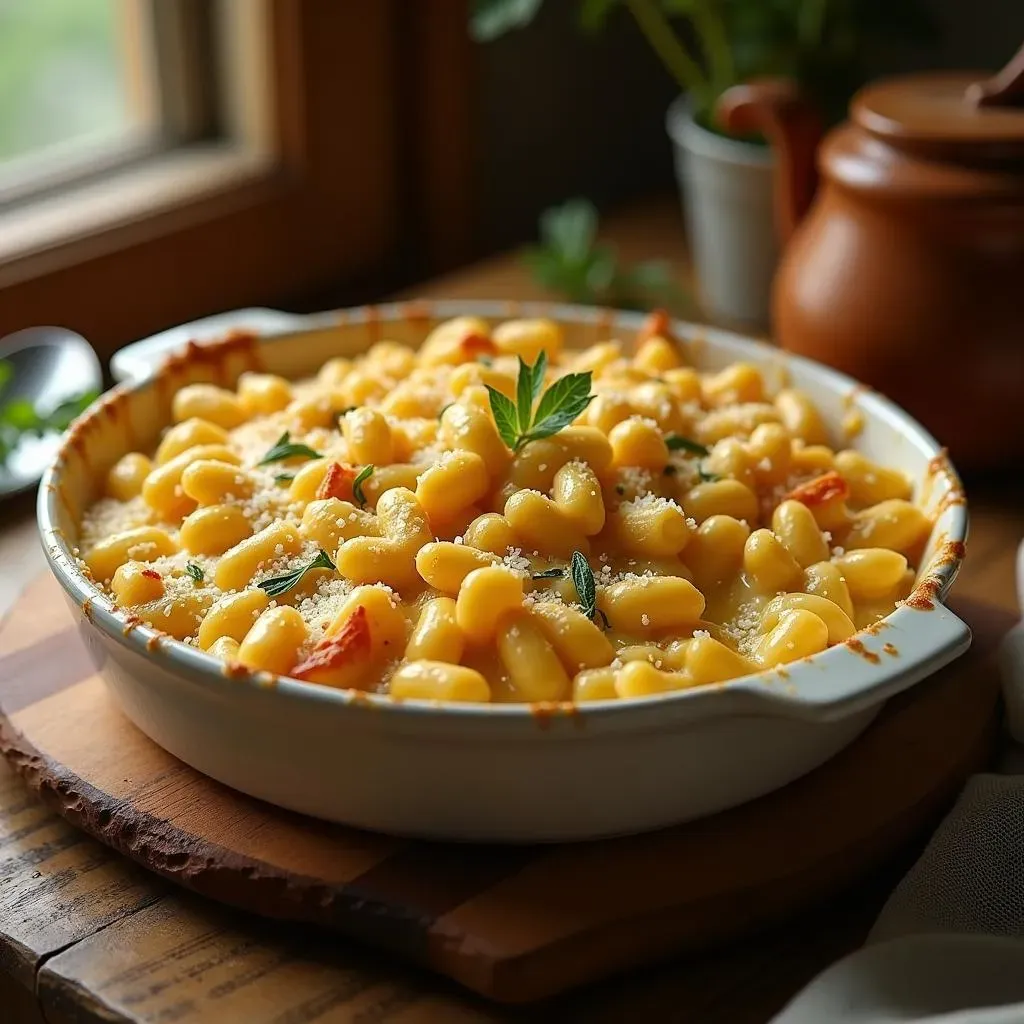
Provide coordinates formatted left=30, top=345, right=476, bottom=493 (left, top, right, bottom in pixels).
left=785, top=471, right=849, bottom=507
left=292, top=606, right=371, bottom=680
left=141, top=569, right=162, bottom=580
left=459, top=333, right=497, bottom=360
left=315, top=461, right=357, bottom=502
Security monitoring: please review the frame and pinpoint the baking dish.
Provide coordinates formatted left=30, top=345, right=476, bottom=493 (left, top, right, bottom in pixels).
left=37, top=302, right=969, bottom=842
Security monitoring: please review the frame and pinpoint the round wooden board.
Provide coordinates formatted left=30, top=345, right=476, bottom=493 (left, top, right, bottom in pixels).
left=0, top=575, right=1007, bottom=1004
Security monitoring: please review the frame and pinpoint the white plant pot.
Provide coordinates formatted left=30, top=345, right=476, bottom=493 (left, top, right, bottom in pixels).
left=667, top=95, right=778, bottom=330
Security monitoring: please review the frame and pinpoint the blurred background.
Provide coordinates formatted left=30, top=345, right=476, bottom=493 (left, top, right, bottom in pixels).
left=0, top=0, right=1022, bottom=359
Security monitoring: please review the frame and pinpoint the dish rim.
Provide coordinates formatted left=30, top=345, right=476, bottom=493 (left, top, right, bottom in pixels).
left=37, top=300, right=969, bottom=724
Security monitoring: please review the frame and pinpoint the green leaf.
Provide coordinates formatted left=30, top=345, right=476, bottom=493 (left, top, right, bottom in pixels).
left=515, top=352, right=547, bottom=434
left=486, top=386, right=520, bottom=449
left=352, top=465, right=374, bottom=508
left=258, top=548, right=336, bottom=599
left=524, top=371, right=594, bottom=443
left=665, top=434, right=709, bottom=456
left=185, top=563, right=204, bottom=583
left=532, top=567, right=565, bottom=579
left=257, top=431, right=323, bottom=466
left=540, top=199, right=598, bottom=264
left=698, top=466, right=721, bottom=483
left=570, top=550, right=597, bottom=620
left=1, top=398, right=40, bottom=430
left=470, top=0, right=544, bottom=41
left=274, top=472, right=296, bottom=485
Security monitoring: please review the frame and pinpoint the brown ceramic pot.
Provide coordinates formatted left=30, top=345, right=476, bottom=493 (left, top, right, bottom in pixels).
left=716, top=45, right=1024, bottom=469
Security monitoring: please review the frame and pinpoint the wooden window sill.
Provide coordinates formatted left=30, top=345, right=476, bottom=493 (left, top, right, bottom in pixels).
left=0, top=145, right=277, bottom=286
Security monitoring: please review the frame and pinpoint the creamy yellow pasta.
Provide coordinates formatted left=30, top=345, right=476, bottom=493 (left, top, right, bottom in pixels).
left=78, top=313, right=932, bottom=703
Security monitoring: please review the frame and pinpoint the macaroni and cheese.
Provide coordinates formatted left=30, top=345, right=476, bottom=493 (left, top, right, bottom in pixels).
left=78, top=314, right=932, bottom=703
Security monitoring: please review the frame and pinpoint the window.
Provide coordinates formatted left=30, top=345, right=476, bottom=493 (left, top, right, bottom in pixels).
left=0, top=0, right=155, bottom=202
left=0, top=1, right=469, bottom=362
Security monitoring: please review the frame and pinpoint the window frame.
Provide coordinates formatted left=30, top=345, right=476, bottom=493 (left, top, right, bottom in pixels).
left=0, top=0, right=404, bottom=362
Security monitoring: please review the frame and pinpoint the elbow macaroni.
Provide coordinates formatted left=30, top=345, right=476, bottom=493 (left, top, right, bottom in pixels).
left=78, top=315, right=933, bottom=702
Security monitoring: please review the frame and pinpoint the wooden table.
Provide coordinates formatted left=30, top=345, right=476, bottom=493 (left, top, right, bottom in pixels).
left=2, top=197, right=1022, bottom=1023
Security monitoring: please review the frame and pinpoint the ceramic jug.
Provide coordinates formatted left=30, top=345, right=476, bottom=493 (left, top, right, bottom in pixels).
left=716, top=45, right=1024, bottom=469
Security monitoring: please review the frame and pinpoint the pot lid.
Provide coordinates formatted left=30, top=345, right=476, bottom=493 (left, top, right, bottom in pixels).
left=853, top=71, right=1024, bottom=149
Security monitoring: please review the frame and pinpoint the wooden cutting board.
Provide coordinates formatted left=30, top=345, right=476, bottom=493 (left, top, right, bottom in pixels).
left=0, top=574, right=1006, bottom=1004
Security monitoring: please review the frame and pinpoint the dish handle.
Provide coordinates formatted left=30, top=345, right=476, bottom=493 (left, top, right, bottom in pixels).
left=736, top=603, right=973, bottom=724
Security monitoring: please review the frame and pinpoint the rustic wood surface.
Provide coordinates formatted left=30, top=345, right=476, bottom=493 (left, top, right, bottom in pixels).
left=1, top=196, right=1023, bottom=1021
left=0, top=573, right=1008, bottom=1007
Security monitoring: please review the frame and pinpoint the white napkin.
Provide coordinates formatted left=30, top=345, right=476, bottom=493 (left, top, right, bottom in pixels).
left=773, top=543, right=1024, bottom=1024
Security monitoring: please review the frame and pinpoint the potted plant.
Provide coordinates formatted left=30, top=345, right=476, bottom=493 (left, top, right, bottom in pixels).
left=472, top=0, right=937, bottom=329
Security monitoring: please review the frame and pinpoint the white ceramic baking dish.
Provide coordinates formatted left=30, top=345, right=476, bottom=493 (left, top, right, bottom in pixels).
left=38, top=302, right=970, bottom=842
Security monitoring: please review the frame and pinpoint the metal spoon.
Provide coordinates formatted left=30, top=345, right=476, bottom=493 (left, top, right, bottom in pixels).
left=0, top=326, right=103, bottom=499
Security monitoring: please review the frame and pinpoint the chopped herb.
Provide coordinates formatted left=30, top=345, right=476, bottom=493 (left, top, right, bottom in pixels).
left=570, top=550, right=597, bottom=621
left=274, top=471, right=296, bottom=485
left=665, top=434, right=709, bottom=457
left=258, top=548, right=336, bottom=598
left=532, top=567, right=565, bottom=580
left=698, top=466, right=721, bottom=483
left=257, top=431, right=322, bottom=466
left=185, top=563, right=204, bottom=583
left=487, top=354, right=593, bottom=451
left=352, top=464, right=374, bottom=507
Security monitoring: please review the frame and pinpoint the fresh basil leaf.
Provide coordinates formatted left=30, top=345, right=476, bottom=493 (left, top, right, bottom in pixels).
left=523, top=371, right=594, bottom=444
left=258, top=548, right=336, bottom=598
left=532, top=567, right=565, bottom=579
left=515, top=351, right=547, bottom=434
left=486, top=386, right=520, bottom=449
left=352, top=465, right=374, bottom=508
left=570, top=550, right=597, bottom=621
left=185, top=563, right=204, bottom=583
left=257, top=431, right=323, bottom=466
left=665, top=434, right=709, bottom=457
left=274, top=472, right=296, bottom=485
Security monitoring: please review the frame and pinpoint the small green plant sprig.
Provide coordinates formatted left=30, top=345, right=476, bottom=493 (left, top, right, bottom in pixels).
left=0, top=361, right=98, bottom=467
left=521, top=198, right=692, bottom=313
left=486, top=352, right=595, bottom=451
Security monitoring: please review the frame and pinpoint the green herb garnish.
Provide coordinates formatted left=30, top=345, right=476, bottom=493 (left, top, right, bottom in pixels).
left=0, top=360, right=99, bottom=466
left=665, top=434, right=709, bottom=457
left=532, top=567, right=565, bottom=580
left=258, top=548, right=336, bottom=598
left=570, top=550, right=597, bottom=621
left=274, top=471, right=296, bottom=485
left=352, top=465, right=374, bottom=507
left=486, top=353, right=594, bottom=451
left=257, top=431, right=322, bottom=466
left=697, top=467, right=721, bottom=483
left=185, top=563, right=204, bottom=583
